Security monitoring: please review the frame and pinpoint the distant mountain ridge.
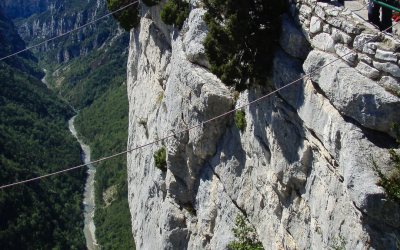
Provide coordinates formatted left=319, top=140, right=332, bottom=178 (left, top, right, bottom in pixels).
left=5, top=0, right=130, bottom=109
left=10, top=0, right=109, bottom=64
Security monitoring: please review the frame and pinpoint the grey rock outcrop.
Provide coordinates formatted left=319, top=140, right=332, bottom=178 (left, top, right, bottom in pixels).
left=304, top=50, right=400, bottom=133
left=4, top=0, right=51, bottom=19
left=127, top=1, right=400, bottom=249
left=182, top=9, right=210, bottom=68
left=280, top=14, right=312, bottom=60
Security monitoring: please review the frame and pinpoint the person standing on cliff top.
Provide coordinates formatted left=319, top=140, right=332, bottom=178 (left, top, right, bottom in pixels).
left=368, top=0, right=397, bottom=33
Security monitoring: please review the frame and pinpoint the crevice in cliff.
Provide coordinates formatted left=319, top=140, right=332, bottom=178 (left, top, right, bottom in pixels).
left=353, top=201, right=400, bottom=249
left=256, top=136, right=271, bottom=165
left=343, top=115, right=397, bottom=149
left=309, top=78, right=329, bottom=100
left=206, top=164, right=247, bottom=217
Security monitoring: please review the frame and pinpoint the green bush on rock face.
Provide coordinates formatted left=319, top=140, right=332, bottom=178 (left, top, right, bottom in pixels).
left=235, top=110, right=247, bottom=132
left=160, top=0, right=190, bottom=29
left=106, top=0, right=140, bottom=31
left=229, top=214, right=264, bottom=250
left=203, top=0, right=285, bottom=91
left=372, top=122, right=400, bottom=203
left=154, top=147, right=167, bottom=172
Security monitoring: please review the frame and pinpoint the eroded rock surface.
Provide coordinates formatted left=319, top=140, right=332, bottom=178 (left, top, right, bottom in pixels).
left=127, top=1, right=400, bottom=249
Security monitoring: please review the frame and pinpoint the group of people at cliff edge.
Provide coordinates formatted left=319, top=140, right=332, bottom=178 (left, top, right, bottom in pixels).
left=318, top=0, right=400, bottom=33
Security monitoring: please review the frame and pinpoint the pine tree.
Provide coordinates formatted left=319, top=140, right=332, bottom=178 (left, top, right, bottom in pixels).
left=203, top=0, right=285, bottom=91
left=106, top=0, right=141, bottom=31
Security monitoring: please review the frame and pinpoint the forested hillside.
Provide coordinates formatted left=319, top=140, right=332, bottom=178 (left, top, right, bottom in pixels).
left=0, top=63, right=87, bottom=249
left=9, top=0, right=130, bottom=109
left=0, top=2, right=86, bottom=248
left=4, top=0, right=135, bottom=248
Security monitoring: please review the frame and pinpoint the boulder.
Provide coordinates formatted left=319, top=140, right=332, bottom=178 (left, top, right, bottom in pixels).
left=375, top=49, right=398, bottom=63
left=311, top=33, right=335, bottom=53
left=334, top=44, right=357, bottom=65
left=373, top=61, right=400, bottom=77
left=182, top=9, right=211, bottom=68
left=304, top=50, right=400, bottom=134
left=379, top=76, right=400, bottom=93
left=331, top=27, right=352, bottom=44
left=355, top=61, right=380, bottom=79
left=310, top=16, right=322, bottom=34
left=280, top=14, right=312, bottom=60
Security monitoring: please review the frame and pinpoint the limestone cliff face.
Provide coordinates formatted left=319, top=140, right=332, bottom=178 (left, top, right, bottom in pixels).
left=6, top=0, right=115, bottom=63
left=127, top=1, right=400, bottom=249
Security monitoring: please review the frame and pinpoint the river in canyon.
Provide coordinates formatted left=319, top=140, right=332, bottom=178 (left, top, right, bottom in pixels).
left=68, top=116, right=98, bottom=250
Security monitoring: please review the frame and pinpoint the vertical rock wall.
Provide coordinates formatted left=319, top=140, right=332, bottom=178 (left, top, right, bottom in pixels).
left=8, top=0, right=116, bottom=63
left=127, top=1, right=400, bottom=249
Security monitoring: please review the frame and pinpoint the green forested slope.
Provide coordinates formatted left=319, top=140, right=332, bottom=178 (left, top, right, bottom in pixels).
left=44, top=33, right=130, bottom=109
left=74, top=84, right=135, bottom=249
left=0, top=62, right=86, bottom=250
left=5, top=0, right=136, bottom=248
left=0, top=2, right=87, bottom=248
left=9, top=0, right=130, bottom=110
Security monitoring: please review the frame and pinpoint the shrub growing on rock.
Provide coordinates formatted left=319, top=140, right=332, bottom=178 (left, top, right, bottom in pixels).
left=138, top=118, right=147, bottom=128
left=106, top=0, right=140, bottom=31
left=329, top=235, right=347, bottom=250
left=372, top=122, right=400, bottom=203
left=160, top=0, right=190, bottom=29
left=203, top=0, right=285, bottom=91
left=235, top=110, right=247, bottom=132
left=183, top=203, right=196, bottom=216
left=229, top=214, right=263, bottom=250
left=153, top=147, right=167, bottom=172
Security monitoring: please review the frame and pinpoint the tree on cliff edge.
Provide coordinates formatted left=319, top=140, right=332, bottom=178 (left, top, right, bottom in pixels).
left=203, top=0, right=285, bottom=91
left=106, top=0, right=140, bottom=31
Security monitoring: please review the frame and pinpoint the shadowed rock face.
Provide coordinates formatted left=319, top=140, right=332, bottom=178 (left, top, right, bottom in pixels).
left=0, top=1, right=27, bottom=57
left=0, top=0, right=43, bottom=78
left=303, top=50, right=400, bottom=133
left=127, top=1, right=400, bottom=249
left=4, top=0, right=51, bottom=19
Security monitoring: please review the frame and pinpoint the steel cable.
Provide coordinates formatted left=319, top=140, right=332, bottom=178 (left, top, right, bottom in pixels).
left=0, top=11, right=397, bottom=190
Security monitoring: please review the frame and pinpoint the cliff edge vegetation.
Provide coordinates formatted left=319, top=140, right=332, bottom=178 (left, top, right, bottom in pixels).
left=203, top=0, right=285, bottom=90
left=106, top=0, right=140, bottom=31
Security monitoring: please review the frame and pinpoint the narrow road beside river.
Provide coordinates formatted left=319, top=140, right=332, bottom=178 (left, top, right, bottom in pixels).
left=68, top=116, right=98, bottom=250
